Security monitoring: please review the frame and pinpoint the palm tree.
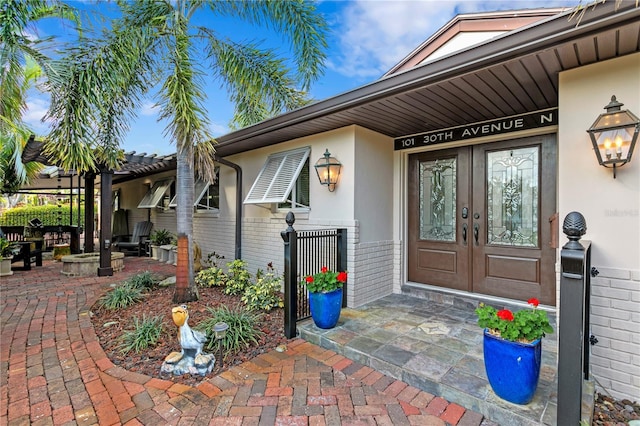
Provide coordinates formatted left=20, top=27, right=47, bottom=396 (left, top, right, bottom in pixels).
left=44, top=0, right=328, bottom=302
left=0, top=0, right=78, bottom=192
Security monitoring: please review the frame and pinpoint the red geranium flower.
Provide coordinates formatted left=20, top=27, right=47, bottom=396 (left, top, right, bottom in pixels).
left=476, top=298, right=554, bottom=343
left=301, top=267, right=347, bottom=293
left=497, top=309, right=514, bottom=321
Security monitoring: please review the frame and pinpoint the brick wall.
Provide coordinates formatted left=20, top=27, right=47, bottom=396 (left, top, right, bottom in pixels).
left=589, top=267, right=640, bottom=401
left=190, top=216, right=395, bottom=309
left=193, top=216, right=236, bottom=265
left=350, top=240, right=395, bottom=307
left=152, top=211, right=176, bottom=236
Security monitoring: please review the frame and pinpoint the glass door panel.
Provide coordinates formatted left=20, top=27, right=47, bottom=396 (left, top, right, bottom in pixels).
left=419, top=158, right=457, bottom=242
left=486, top=147, right=539, bottom=248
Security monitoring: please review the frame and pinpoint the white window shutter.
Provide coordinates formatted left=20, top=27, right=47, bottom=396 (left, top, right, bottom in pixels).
left=169, top=178, right=210, bottom=207
left=137, top=178, right=174, bottom=208
left=244, top=147, right=310, bottom=204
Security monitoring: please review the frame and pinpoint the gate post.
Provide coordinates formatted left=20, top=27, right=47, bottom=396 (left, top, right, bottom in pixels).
left=557, top=211, right=592, bottom=426
left=281, top=212, right=298, bottom=338
left=337, top=228, right=348, bottom=308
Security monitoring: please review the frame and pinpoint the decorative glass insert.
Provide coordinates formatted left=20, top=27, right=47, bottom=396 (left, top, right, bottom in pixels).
left=487, top=147, right=539, bottom=247
left=419, top=158, right=456, bottom=241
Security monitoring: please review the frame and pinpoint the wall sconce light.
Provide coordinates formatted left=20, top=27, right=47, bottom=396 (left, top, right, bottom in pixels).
left=314, top=149, right=342, bottom=192
left=587, top=95, right=639, bottom=178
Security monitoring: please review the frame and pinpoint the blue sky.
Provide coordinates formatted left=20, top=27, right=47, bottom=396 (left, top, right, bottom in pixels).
left=25, top=0, right=578, bottom=157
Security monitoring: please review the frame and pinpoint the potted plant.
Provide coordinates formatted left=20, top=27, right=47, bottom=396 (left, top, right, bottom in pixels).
left=150, top=229, right=172, bottom=261
left=302, top=266, right=347, bottom=329
left=0, top=237, right=19, bottom=277
left=475, top=298, right=554, bottom=405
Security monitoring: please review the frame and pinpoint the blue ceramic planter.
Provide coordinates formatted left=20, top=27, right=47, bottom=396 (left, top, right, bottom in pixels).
left=309, top=288, right=342, bottom=329
left=483, top=329, right=542, bottom=405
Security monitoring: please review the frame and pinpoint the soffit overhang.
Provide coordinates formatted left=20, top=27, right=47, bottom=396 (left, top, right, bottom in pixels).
left=213, top=3, right=640, bottom=158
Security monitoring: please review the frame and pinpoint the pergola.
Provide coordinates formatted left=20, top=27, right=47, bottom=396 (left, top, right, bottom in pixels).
left=17, top=137, right=176, bottom=276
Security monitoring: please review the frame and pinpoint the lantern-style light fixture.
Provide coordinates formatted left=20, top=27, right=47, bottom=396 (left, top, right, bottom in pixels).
left=314, top=149, right=342, bottom=192
left=587, top=95, right=639, bottom=178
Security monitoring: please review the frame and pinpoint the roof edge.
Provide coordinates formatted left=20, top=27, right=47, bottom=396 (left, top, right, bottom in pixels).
left=213, top=2, right=638, bottom=157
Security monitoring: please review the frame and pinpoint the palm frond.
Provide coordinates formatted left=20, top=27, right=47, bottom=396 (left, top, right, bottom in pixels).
left=207, top=0, right=327, bottom=90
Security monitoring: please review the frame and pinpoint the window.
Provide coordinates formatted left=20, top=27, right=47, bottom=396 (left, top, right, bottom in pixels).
left=278, top=158, right=309, bottom=209
left=137, top=178, right=174, bottom=208
left=169, top=171, right=219, bottom=211
left=244, top=147, right=310, bottom=207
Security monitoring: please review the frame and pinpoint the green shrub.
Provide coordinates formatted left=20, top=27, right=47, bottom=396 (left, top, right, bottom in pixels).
left=241, top=267, right=284, bottom=311
left=99, top=284, right=144, bottom=310
left=224, top=259, right=252, bottom=295
left=126, top=271, right=156, bottom=290
left=119, top=315, right=164, bottom=354
left=0, top=204, right=85, bottom=226
left=195, top=266, right=227, bottom=288
left=196, top=305, right=262, bottom=354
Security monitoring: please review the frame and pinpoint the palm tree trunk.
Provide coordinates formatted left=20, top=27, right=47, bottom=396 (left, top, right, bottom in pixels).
left=173, top=150, right=198, bottom=303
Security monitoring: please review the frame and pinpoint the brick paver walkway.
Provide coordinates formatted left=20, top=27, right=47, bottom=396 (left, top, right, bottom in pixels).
left=1, top=257, right=485, bottom=425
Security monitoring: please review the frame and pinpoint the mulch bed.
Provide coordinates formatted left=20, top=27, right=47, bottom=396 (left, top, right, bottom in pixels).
left=592, top=392, right=640, bottom=425
left=90, top=284, right=291, bottom=387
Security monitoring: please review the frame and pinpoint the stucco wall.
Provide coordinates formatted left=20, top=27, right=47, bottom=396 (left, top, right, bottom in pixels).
left=225, top=126, right=356, bottom=221
left=354, top=126, right=394, bottom=243
left=559, top=53, right=640, bottom=401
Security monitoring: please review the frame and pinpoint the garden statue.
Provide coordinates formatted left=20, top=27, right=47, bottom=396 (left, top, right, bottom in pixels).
left=161, top=305, right=215, bottom=376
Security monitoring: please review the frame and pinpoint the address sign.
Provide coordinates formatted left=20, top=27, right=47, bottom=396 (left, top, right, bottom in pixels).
left=394, top=108, right=558, bottom=151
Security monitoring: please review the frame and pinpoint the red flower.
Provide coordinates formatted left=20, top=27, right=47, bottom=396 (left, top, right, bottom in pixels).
left=336, top=271, right=348, bottom=283
left=527, top=298, right=539, bottom=307
left=321, top=266, right=328, bottom=273
left=305, top=276, right=314, bottom=283
left=497, top=309, right=514, bottom=321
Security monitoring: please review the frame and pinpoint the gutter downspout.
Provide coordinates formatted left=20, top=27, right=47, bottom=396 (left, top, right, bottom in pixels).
left=214, top=156, right=242, bottom=260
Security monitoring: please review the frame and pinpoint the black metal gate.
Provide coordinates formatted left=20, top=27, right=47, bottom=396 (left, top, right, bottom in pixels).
left=281, top=212, right=347, bottom=338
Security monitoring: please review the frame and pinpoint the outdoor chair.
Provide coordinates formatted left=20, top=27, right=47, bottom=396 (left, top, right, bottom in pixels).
left=113, top=221, right=153, bottom=256
left=11, top=240, right=44, bottom=271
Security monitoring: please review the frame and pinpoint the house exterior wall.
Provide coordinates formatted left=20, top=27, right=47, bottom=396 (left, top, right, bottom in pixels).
left=351, top=127, right=395, bottom=305
left=559, top=52, right=640, bottom=402
left=218, top=127, right=357, bottom=281
left=204, top=125, right=396, bottom=307
left=112, top=170, right=177, bottom=236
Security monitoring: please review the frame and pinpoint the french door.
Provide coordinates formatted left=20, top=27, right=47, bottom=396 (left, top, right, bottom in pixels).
left=407, top=135, right=557, bottom=305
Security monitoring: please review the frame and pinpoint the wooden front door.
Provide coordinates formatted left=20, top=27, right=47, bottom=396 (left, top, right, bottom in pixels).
left=408, top=135, right=557, bottom=305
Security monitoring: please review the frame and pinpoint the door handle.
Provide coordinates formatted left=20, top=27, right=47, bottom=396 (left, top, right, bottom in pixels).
left=474, top=223, right=479, bottom=245
left=462, top=223, right=468, bottom=245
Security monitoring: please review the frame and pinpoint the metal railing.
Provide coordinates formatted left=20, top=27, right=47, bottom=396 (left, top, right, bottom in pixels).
left=0, top=225, right=83, bottom=253
left=281, top=212, right=347, bottom=338
left=557, top=211, right=594, bottom=426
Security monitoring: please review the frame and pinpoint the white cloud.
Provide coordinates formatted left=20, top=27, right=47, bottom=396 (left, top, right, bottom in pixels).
left=140, top=100, right=159, bottom=116
left=209, top=121, right=229, bottom=138
left=328, top=0, right=577, bottom=80
left=23, top=96, right=51, bottom=134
